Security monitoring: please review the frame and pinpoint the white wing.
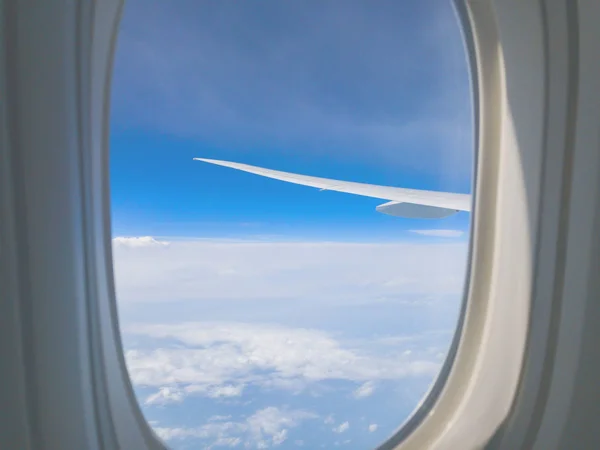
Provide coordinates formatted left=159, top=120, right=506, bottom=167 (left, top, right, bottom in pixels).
left=194, top=158, right=471, bottom=219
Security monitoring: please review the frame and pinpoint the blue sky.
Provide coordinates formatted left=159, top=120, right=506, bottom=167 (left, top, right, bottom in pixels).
left=110, top=0, right=472, bottom=241
left=110, top=1, right=472, bottom=449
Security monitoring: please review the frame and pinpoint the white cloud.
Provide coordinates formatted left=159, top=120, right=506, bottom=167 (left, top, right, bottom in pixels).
left=333, top=422, right=350, bottom=433
left=112, top=240, right=467, bottom=303
left=112, top=236, right=169, bottom=248
left=144, top=386, right=184, bottom=406
left=353, top=381, right=375, bottom=399
left=185, top=384, right=245, bottom=399
left=125, top=321, right=442, bottom=402
left=143, top=383, right=245, bottom=406
left=368, top=424, right=378, bottom=432
left=324, top=415, right=335, bottom=425
left=409, top=229, right=464, bottom=238
left=209, top=385, right=245, bottom=398
left=209, top=415, right=233, bottom=422
left=153, top=424, right=243, bottom=447
left=153, top=407, right=317, bottom=448
left=115, top=238, right=462, bottom=434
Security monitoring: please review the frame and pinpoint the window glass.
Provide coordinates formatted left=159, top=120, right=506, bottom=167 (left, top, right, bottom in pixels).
left=111, top=1, right=472, bottom=449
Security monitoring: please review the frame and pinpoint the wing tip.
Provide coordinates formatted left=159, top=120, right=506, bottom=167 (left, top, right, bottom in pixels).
left=193, top=157, right=226, bottom=165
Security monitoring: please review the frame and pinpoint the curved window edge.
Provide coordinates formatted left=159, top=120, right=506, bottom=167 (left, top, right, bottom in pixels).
left=390, top=0, right=545, bottom=448
left=392, top=1, right=600, bottom=449
left=87, top=1, right=168, bottom=448
left=377, top=0, right=480, bottom=446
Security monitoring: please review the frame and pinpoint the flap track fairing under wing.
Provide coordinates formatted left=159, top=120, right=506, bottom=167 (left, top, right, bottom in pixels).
left=375, top=201, right=459, bottom=219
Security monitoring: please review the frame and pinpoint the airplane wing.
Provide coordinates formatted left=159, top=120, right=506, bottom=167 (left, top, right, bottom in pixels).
left=194, top=158, right=471, bottom=219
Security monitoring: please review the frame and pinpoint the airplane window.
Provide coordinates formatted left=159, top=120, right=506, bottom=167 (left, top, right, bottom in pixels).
left=110, top=1, right=473, bottom=449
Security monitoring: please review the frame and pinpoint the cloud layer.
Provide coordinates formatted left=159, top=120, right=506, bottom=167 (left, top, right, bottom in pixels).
left=113, top=236, right=170, bottom=248
left=409, top=229, right=464, bottom=238
left=112, top=238, right=468, bottom=303
left=114, top=237, right=466, bottom=447
left=154, top=406, right=317, bottom=448
left=125, top=321, right=444, bottom=406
